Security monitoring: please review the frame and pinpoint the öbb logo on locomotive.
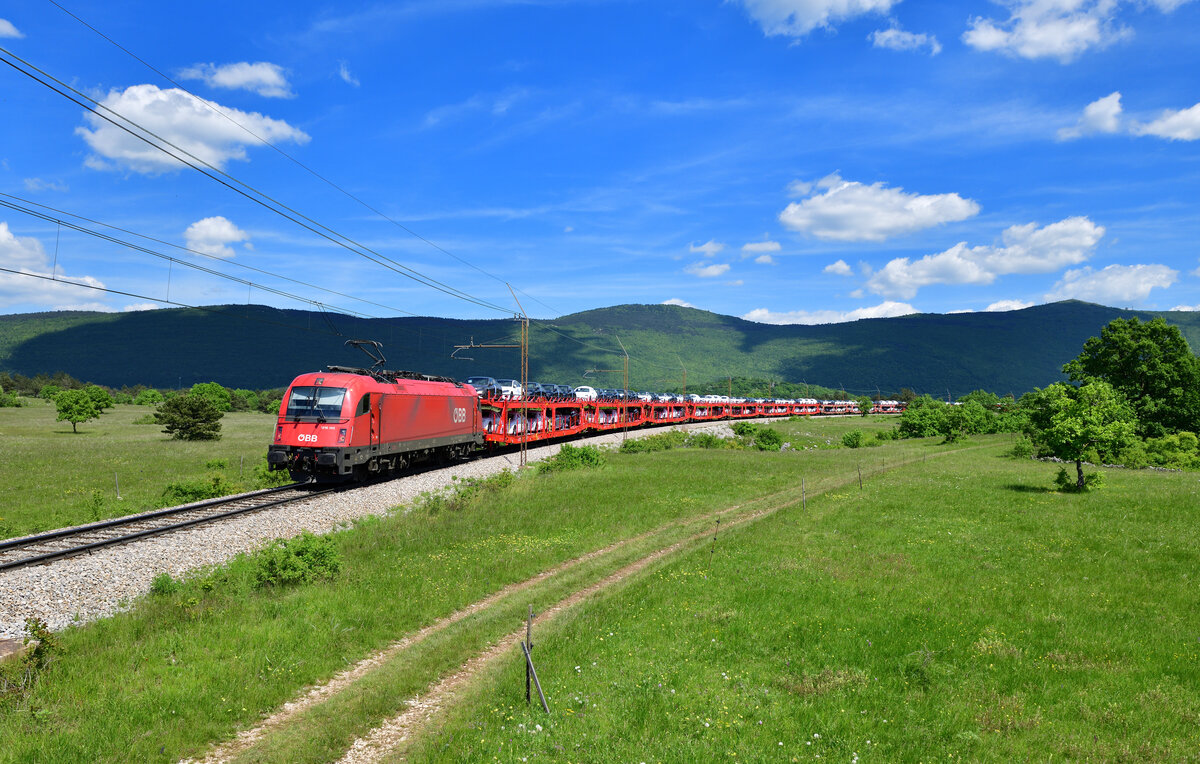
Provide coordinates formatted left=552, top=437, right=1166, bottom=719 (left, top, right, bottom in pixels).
left=265, top=355, right=905, bottom=483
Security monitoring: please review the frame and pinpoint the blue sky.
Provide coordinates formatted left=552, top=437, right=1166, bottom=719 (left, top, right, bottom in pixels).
left=1, top=0, right=1199, bottom=324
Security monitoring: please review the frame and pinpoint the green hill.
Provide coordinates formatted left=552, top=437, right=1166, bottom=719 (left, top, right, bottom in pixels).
left=2, top=300, right=1198, bottom=396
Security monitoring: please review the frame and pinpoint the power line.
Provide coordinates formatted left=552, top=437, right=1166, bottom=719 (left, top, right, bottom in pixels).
left=43, top=0, right=566, bottom=319
left=0, top=45, right=515, bottom=316
left=0, top=191, right=426, bottom=320
left=0, top=197, right=379, bottom=320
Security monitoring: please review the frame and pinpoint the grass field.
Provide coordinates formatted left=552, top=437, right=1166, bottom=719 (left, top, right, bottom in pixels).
left=0, top=402, right=278, bottom=539
left=2, top=419, right=1197, bottom=762
left=414, top=442, right=1200, bottom=762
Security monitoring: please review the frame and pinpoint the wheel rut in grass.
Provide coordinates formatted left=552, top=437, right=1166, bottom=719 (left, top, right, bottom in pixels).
left=334, top=448, right=967, bottom=763
left=336, top=506, right=782, bottom=764
left=188, top=445, right=966, bottom=764
left=186, top=493, right=777, bottom=764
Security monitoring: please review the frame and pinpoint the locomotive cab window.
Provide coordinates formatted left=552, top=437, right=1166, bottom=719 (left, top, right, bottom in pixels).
left=285, top=386, right=347, bottom=420
left=357, top=393, right=371, bottom=416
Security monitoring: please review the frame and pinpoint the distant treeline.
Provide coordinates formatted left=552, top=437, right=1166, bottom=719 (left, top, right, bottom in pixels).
left=0, top=370, right=284, bottom=413
left=664, top=375, right=912, bottom=401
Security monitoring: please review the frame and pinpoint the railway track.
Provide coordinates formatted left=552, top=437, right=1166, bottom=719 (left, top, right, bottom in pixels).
left=0, top=483, right=335, bottom=573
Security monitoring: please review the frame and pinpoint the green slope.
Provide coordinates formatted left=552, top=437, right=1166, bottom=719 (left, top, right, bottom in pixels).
left=2, top=300, right=1198, bottom=395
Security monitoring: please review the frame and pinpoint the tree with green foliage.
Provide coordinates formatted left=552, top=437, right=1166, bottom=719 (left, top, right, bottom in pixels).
left=38, top=384, right=61, bottom=401
left=938, top=400, right=990, bottom=442
left=897, top=395, right=947, bottom=438
left=155, top=393, right=223, bottom=440
left=1064, top=316, right=1200, bottom=438
left=134, top=388, right=164, bottom=406
left=855, top=395, right=874, bottom=417
left=54, top=388, right=101, bottom=433
left=0, top=385, right=22, bottom=407
left=83, top=384, right=114, bottom=411
left=229, top=388, right=261, bottom=412
left=1024, top=381, right=1137, bottom=490
left=189, top=382, right=232, bottom=412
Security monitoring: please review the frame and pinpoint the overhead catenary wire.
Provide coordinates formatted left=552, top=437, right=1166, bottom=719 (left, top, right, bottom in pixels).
left=0, top=191, right=436, bottom=322
left=0, top=196, right=381, bottom=321
left=41, top=0, right=566, bottom=319
left=0, top=45, right=515, bottom=317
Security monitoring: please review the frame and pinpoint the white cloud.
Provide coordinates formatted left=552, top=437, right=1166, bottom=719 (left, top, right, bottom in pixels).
left=662, top=298, right=696, bottom=308
left=755, top=254, right=777, bottom=265
left=185, top=216, right=250, bottom=258
left=963, top=0, right=1132, bottom=63
left=1047, top=264, right=1177, bottom=303
left=734, top=0, right=901, bottom=40
left=0, top=18, right=24, bottom=38
left=742, top=300, right=917, bottom=325
left=685, top=262, right=731, bottom=278
left=986, top=298, right=1034, bottom=311
left=1132, top=102, right=1200, bottom=141
left=1058, top=91, right=1123, bottom=140
left=0, top=222, right=110, bottom=310
left=23, top=177, right=69, bottom=192
left=727, top=279, right=745, bottom=286
left=869, top=26, right=942, bottom=54
left=1169, top=304, right=1200, bottom=311
left=337, top=61, right=360, bottom=87
left=689, top=240, right=725, bottom=257
left=122, top=303, right=161, bottom=312
left=849, top=288, right=865, bottom=298
left=786, top=179, right=813, bottom=197
left=824, top=259, right=853, bottom=276
left=179, top=61, right=294, bottom=98
left=780, top=173, right=980, bottom=242
left=76, top=84, right=309, bottom=174
left=867, top=216, right=1105, bottom=299
left=741, top=240, right=781, bottom=254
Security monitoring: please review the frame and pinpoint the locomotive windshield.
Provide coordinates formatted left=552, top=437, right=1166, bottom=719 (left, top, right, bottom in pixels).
left=285, top=386, right=347, bottom=420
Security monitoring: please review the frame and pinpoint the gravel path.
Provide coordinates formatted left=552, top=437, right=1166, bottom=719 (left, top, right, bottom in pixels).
left=0, top=421, right=742, bottom=640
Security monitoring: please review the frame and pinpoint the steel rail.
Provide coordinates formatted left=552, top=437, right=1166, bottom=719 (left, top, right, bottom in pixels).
left=0, top=483, right=336, bottom=573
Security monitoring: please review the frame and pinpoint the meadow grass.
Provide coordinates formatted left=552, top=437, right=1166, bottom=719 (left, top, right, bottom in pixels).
left=0, top=427, right=926, bottom=763
left=0, top=403, right=277, bottom=538
left=408, top=443, right=1200, bottom=763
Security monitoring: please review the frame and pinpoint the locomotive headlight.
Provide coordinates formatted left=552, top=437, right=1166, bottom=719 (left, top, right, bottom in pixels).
left=338, top=428, right=347, bottom=444
left=275, top=425, right=282, bottom=442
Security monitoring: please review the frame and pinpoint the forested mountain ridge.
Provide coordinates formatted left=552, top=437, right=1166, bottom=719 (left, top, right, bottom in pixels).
left=2, top=300, right=1197, bottom=395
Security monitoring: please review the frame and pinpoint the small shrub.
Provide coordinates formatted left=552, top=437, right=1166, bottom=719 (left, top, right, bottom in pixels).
left=755, top=428, right=784, bottom=451
left=685, top=432, right=728, bottom=449
left=620, top=430, right=688, bottom=454
left=252, top=531, right=342, bottom=588
left=131, top=414, right=157, bottom=425
left=134, top=389, right=164, bottom=406
left=731, top=422, right=759, bottom=438
left=0, top=617, right=60, bottom=708
left=203, top=458, right=229, bottom=471
left=842, top=429, right=866, bottom=449
left=85, top=490, right=105, bottom=523
left=1009, top=436, right=1034, bottom=459
left=162, top=475, right=231, bottom=504
left=149, top=572, right=181, bottom=596
left=252, top=457, right=293, bottom=489
left=539, top=444, right=605, bottom=473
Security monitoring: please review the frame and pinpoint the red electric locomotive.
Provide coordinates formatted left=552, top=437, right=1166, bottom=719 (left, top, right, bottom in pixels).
left=268, top=341, right=483, bottom=482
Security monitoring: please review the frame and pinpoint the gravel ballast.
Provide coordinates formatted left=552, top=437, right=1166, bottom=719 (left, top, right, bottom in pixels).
left=0, top=421, right=744, bottom=640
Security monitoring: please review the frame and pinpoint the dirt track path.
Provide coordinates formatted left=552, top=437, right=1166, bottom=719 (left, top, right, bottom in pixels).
left=189, top=445, right=976, bottom=764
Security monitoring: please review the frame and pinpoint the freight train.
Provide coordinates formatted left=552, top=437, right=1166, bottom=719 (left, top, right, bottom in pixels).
left=266, top=341, right=905, bottom=482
